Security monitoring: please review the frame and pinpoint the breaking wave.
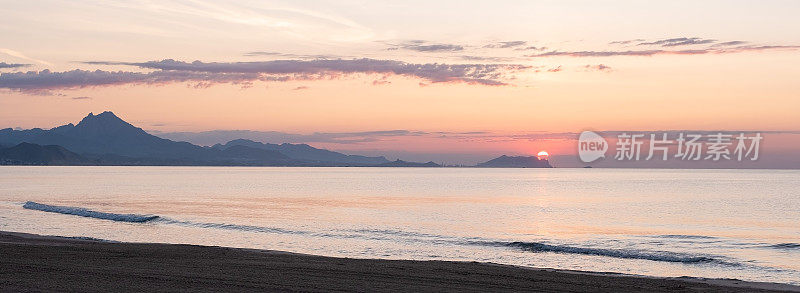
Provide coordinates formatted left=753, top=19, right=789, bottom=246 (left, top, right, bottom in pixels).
left=22, top=201, right=159, bottom=223
left=502, top=241, right=717, bottom=263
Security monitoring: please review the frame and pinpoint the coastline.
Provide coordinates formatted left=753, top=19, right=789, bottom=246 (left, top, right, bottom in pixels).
left=1, top=231, right=798, bottom=292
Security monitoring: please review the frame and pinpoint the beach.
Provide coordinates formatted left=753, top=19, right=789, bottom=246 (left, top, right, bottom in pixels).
left=2, top=231, right=798, bottom=293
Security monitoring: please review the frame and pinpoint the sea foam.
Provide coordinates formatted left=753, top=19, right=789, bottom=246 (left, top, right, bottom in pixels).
left=503, top=241, right=717, bottom=263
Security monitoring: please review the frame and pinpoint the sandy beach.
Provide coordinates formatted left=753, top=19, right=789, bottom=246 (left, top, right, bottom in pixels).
left=1, top=231, right=798, bottom=292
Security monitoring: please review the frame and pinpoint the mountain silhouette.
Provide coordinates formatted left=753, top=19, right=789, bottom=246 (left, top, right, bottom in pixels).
left=477, top=155, right=552, bottom=168
left=0, top=142, right=91, bottom=165
left=1, top=111, right=208, bottom=159
left=213, top=139, right=389, bottom=165
left=0, top=112, right=415, bottom=166
left=376, top=159, right=440, bottom=167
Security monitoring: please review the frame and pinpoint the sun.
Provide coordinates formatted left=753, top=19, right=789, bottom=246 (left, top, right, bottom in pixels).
left=536, top=151, right=550, bottom=159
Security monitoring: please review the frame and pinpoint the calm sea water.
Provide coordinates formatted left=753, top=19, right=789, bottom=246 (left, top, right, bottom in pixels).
left=1, top=167, right=799, bottom=285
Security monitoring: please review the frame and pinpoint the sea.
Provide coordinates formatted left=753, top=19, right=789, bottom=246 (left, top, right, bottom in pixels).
left=1, top=166, right=798, bottom=285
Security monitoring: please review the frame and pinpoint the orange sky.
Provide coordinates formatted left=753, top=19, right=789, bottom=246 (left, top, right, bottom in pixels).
left=1, top=1, right=799, bottom=164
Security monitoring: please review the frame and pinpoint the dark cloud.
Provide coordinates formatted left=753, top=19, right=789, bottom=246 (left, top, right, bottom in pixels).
left=638, top=37, right=716, bottom=47
left=0, top=62, right=31, bottom=69
left=0, top=69, right=261, bottom=94
left=0, top=59, right=529, bottom=93
left=528, top=45, right=799, bottom=58
left=547, top=66, right=562, bottom=73
left=484, top=41, right=527, bottom=48
left=71, top=96, right=92, bottom=100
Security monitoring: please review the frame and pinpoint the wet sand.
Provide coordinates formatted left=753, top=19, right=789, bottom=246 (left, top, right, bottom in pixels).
left=1, top=231, right=798, bottom=292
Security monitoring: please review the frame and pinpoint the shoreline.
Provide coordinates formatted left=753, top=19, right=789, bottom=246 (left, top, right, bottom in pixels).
left=1, top=231, right=798, bottom=292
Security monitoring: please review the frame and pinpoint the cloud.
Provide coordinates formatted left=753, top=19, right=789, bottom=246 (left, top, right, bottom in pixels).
left=609, top=39, right=645, bottom=45
left=638, top=37, right=716, bottom=47
left=516, top=46, right=547, bottom=51
left=387, top=40, right=464, bottom=52
left=713, top=41, right=748, bottom=47
left=530, top=50, right=666, bottom=57
left=292, top=86, right=308, bottom=90
left=459, top=55, right=515, bottom=62
left=243, top=51, right=343, bottom=59
left=584, top=64, right=612, bottom=72
left=0, top=58, right=529, bottom=93
left=71, top=96, right=92, bottom=100
left=403, top=44, right=464, bottom=52
left=547, top=66, right=562, bottom=73
left=0, top=62, right=30, bottom=69
left=528, top=45, right=799, bottom=58
left=484, top=41, right=527, bottom=48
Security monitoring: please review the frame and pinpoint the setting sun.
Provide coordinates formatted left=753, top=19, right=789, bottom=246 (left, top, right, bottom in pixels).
left=537, top=151, right=549, bottom=159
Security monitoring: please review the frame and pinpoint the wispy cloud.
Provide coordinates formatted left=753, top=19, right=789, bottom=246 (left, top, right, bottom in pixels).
left=584, top=64, right=612, bottom=72
left=0, top=58, right=529, bottom=93
left=387, top=40, right=464, bottom=52
left=608, top=39, right=645, bottom=45
left=712, top=41, right=748, bottom=47
left=516, top=46, right=547, bottom=51
left=0, top=48, right=52, bottom=66
left=243, top=51, right=344, bottom=59
left=71, top=96, right=92, bottom=100
left=0, top=62, right=30, bottom=69
left=528, top=45, right=799, bottom=58
left=612, top=37, right=752, bottom=48
left=547, top=66, right=562, bottom=73
left=638, top=37, right=716, bottom=47
left=459, top=55, right=515, bottom=62
left=483, top=41, right=527, bottom=48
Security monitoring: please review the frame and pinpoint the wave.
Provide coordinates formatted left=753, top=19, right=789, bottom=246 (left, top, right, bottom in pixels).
left=768, top=243, right=800, bottom=249
left=652, top=234, right=718, bottom=239
left=22, top=201, right=159, bottom=223
left=157, top=218, right=309, bottom=235
left=502, top=241, right=717, bottom=263
left=19, top=201, right=730, bottom=265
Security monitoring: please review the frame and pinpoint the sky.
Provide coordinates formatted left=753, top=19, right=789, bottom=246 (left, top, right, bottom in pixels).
left=1, top=0, right=799, bottom=166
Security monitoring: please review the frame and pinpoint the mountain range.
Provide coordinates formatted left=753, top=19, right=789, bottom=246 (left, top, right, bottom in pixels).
left=0, top=112, right=432, bottom=166
left=0, top=112, right=550, bottom=167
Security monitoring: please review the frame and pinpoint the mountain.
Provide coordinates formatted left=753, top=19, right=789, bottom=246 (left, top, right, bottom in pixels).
left=477, top=155, right=552, bottom=168
left=376, top=159, right=440, bottom=167
left=0, top=111, right=210, bottom=159
left=0, top=111, right=419, bottom=166
left=213, top=139, right=389, bottom=165
left=0, top=142, right=92, bottom=165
